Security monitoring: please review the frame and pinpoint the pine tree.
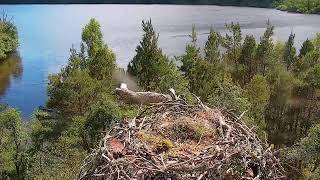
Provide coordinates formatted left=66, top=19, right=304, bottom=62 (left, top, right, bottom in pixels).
left=180, top=25, right=203, bottom=93
left=128, top=19, right=164, bottom=90
left=48, top=19, right=115, bottom=117
left=238, top=35, right=257, bottom=86
left=81, top=18, right=116, bottom=81
left=256, top=21, right=274, bottom=75
left=299, top=39, right=314, bottom=58
left=81, top=19, right=104, bottom=58
left=223, top=22, right=242, bottom=62
left=245, top=75, right=270, bottom=137
left=204, top=28, right=220, bottom=64
left=283, top=32, right=296, bottom=70
left=128, top=19, right=189, bottom=94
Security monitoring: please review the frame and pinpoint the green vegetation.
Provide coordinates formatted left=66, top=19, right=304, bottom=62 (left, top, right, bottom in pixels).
left=0, top=106, right=27, bottom=180
left=0, top=14, right=19, bottom=60
left=128, top=19, right=189, bottom=95
left=2, top=17, right=320, bottom=179
left=277, top=0, right=320, bottom=14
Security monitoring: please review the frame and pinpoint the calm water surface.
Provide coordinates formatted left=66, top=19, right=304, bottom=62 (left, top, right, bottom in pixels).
left=0, top=5, right=320, bottom=119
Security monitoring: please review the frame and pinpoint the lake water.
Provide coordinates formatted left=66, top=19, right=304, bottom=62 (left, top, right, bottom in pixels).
left=0, top=5, right=320, bottom=119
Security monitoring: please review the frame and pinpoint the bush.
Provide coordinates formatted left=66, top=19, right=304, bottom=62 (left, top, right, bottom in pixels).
left=0, top=16, right=19, bottom=60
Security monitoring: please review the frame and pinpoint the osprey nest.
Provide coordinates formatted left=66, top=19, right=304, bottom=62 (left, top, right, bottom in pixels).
left=78, top=88, right=285, bottom=180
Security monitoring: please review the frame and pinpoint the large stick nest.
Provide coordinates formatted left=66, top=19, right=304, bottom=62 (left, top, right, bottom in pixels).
left=78, top=99, right=285, bottom=180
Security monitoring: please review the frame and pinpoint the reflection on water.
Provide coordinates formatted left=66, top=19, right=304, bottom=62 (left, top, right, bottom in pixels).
left=0, top=53, right=23, bottom=97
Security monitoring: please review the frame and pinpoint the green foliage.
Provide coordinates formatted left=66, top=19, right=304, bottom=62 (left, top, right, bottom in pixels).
left=48, top=70, right=102, bottom=117
left=82, top=18, right=116, bottom=81
left=267, top=64, right=296, bottom=105
left=28, top=19, right=121, bottom=179
left=0, top=107, right=27, bottom=180
left=301, top=123, right=320, bottom=163
left=81, top=19, right=104, bottom=58
left=48, top=18, right=116, bottom=118
left=245, top=75, right=270, bottom=136
left=292, top=123, right=320, bottom=177
left=246, top=75, right=270, bottom=107
left=194, top=60, right=225, bottom=100
left=28, top=119, right=87, bottom=180
left=0, top=16, right=19, bottom=60
left=128, top=19, right=163, bottom=88
left=304, top=64, right=320, bottom=89
left=238, top=35, right=257, bottom=86
left=256, top=21, right=274, bottom=75
left=208, top=76, right=250, bottom=114
left=294, top=49, right=320, bottom=74
left=88, top=46, right=116, bottom=81
left=180, top=25, right=202, bottom=93
left=222, top=22, right=242, bottom=70
left=313, top=33, right=320, bottom=50
left=156, top=61, right=190, bottom=97
left=204, top=28, right=220, bottom=64
left=128, top=19, right=189, bottom=94
left=278, top=0, right=320, bottom=13
left=83, top=94, right=121, bottom=148
left=299, top=39, right=314, bottom=58
left=29, top=111, right=60, bottom=152
left=283, top=32, right=297, bottom=70
left=180, top=26, right=226, bottom=100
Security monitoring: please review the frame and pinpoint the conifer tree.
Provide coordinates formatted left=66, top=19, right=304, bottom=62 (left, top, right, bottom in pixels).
left=245, top=75, right=270, bottom=137
left=128, top=19, right=164, bottom=90
left=299, top=39, right=314, bottom=58
left=82, top=18, right=116, bottom=81
left=180, top=25, right=203, bottom=93
left=222, top=22, right=242, bottom=65
left=128, top=19, right=189, bottom=94
left=256, top=21, right=274, bottom=75
left=238, top=35, right=257, bottom=86
left=283, top=32, right=296, bottom=70
left=204, top=28, right=220, bottom=64
left=48, top=19, right=115, bottom=117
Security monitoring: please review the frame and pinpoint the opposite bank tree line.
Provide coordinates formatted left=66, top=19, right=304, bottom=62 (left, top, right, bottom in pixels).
left=1, top=18, right=320, bottom=179
left=0, top=13, right=19, bottom=60
left=278, top=0, right=320, bottom=13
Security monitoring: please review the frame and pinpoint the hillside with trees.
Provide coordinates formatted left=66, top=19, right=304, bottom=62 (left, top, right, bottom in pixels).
left=1, top=17, right=320, bottom=179
left=277, top=0, right=320, bottom=14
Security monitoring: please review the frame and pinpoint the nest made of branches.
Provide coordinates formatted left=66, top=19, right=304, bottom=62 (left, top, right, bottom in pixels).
left=78, top=99, right=286, bottom=180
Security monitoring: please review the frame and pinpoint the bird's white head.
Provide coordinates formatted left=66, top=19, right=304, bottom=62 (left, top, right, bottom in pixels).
left=120, top=83, right=128, bottom=89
